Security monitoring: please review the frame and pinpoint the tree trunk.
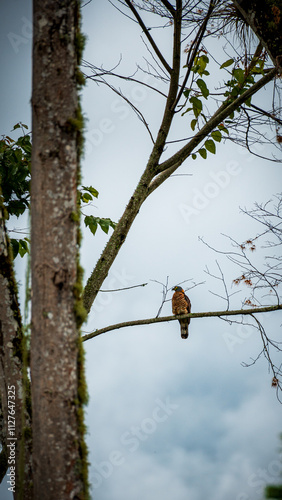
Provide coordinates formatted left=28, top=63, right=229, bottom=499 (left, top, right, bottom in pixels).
left=31, top=1, right=88, bottom=498
left=0, top=203, right=33, bottom=499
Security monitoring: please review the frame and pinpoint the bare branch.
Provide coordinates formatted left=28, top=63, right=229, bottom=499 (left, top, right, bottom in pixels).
left=82, top=303, right=282, bottom=341
left=96, top=283, right=148, bottom=293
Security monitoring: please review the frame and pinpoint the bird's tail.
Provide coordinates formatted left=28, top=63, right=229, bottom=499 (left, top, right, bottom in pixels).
left=180, top=320, right=188, bottom=339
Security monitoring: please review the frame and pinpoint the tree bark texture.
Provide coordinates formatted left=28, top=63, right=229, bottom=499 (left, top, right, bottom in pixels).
left=31, top=1, right=86, bottom=498
left=0, top=205, right=33, bottom=499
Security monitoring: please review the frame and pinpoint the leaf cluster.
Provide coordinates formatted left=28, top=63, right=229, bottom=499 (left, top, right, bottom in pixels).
left=0, top=123, right=31, bottom=218
left=84, top=215, right=116, bottom=236
left=223, top=58, right=265, bottom=106
left=10, top=237, right=30, bottom=259
left=78, top=185, right=116, bottom=236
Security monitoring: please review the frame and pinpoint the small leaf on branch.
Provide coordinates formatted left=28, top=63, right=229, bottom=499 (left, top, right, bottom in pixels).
left=183, top=88, right=191, bottom=98
left=18, top=239, right=29, bottom=258
left=82, top=192, right=93, bottom=203
left=84, top=215, right=98, bottom=235
left=84, top=215, right=116, bottom=236
left=211, top=130, right=222, bottom=143
left=233, top=68, right=245, bottom=84
left=82, top=185, right=99, bottom=198
left=196, top=78, right=209, bottom=99
left=10, top=239, right=19, bottom=259
left=190, top=119, right=197, bottom=131
left=190, top=96, right=202, bottom=118
left=220, top=58, right=234, bottom=69
left=205, top=139, right=216, bottom=154
left=181, top=107, right=192, bottom=117
left=199, top=148, right=207, bottom=159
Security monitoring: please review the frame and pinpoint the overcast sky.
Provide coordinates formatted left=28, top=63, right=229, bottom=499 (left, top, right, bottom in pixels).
left=1, top=1, right=282, bottom=499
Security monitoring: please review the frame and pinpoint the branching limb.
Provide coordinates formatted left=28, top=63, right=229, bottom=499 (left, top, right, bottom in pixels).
left=172, top=0, right=216, bottom=110
left=82, top=303, right=282, bottom=341
left=155, top=66, right=277, bottom=175
left=204, top=260, right=237, bottom=310
left=151, top=276, right=170, bottom=318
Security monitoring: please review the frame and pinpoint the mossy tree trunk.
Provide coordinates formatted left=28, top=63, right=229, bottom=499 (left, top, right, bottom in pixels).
left=0, top=204, right=33, bottom=499
left=31, top=1, right=88, bottom=498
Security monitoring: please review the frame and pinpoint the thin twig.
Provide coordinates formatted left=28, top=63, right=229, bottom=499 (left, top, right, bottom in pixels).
left=95, top=283, right=148, bottom=293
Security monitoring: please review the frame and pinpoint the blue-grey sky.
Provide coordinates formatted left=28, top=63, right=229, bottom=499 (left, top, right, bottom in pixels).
left=0, top=2, right=282, bottom=499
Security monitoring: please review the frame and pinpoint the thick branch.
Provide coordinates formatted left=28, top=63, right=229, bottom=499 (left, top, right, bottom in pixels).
left=148, top=66, right=277, bottom=194
left=82, top=303, right=282, bottom=341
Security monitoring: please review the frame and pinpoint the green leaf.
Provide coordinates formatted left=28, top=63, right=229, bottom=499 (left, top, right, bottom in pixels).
left=98, top=218, right=110, bottom=234
left=12, top=123, right=21, bottom=131
left=181, top=107, right=192, bottom=117
left=22, top=123, right=28, bottom=129
left=192, top=153, right=197, bottom=160
left=99, top=218, right=116, bottom=234
left=183, top=89, right=191, bottom=98
left=10, top=239, right=19, bottom=259
left=82, top=192, right=93, bottom=203
left=211, top=130, right=222, bottom=143
left=205, top=139, right=216, bottom=154
left=18, top=239, right=29, bottom=258
left=199, top=148, right=207, bottom=159
left=233, top=68, right=245, bottom=84
left=220, top=58, right=234, bottom=69
left=82, top=185, right=99, bottom=198
left=196, top=78, right=209, bottom=99
left=192, top=54, right=209, bottom=76
left=84, top=215, right=116, bottom=237
left=190, top=119, right=197, bottom=131
left=84, top=215, right=98, bottom=235
left=190, top=96, right=202, bottom=118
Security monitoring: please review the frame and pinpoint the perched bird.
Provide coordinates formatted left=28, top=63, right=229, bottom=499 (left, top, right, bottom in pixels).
left=172, top=286, right=191, bottom=339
